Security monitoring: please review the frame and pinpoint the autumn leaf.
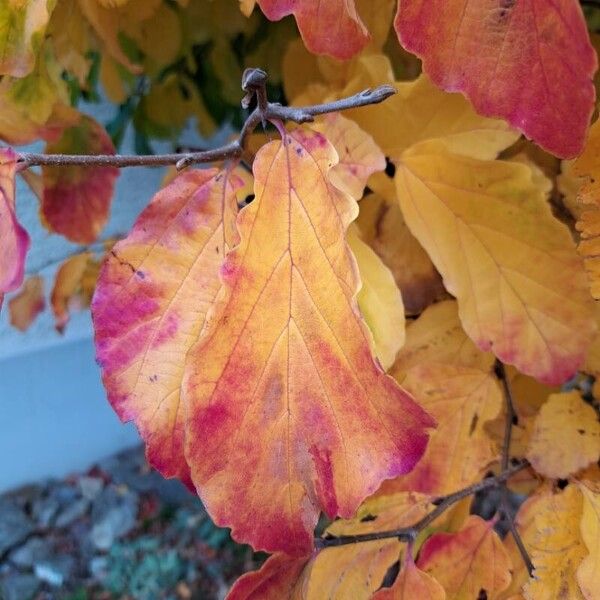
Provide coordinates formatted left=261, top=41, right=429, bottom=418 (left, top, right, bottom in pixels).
left=51, top=252, right=101, bottom=333
left=0, top=148, right=30, bottom=305
left=577, top=475, right=600, bottom=600
left=312, top=113, right=385, bottom=200
left=380, top=363, right=501, bottom=497
left=9, top=276, right=45, bottom=332
left=0, top=0, right=55, bottom=77
left=417, top=515, right=512, bottom=600
left=396, top=144, right=596, bottom=385
left=573, top=118, right=600, bottom=299
left=183, top=128, right=434, bottom=556
left=521, top=485, right=587, bottom=600
left=526, top=391, right=600, bottom=479
left=372, top=553, right=445, bottom=600
left=92, top=168, right=242, bottom=488
left=226, top=553, right=311, bottom=600
left=395, top=0, right=597, bottom=158
left=348, top=225, right=405, bottom=370
left=42, top=114, right=119, bottom=244
left=391, top=300, right=494, bottom=381
left=256, top=0, right=370, bottom=60
left=356, top=191, right=446, bottom=315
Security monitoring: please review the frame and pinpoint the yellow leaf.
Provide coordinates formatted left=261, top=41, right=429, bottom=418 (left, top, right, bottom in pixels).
left=396, top=144, right=596, bottom=385
left=313, top=113, right=385, bottom=200
left=348, top=225, right=405, bottom=370
left=573, top=118, right=600, bottom=298
left=523, top=485, right=586, bottom=600
left=0, top=0, right=55, bottom=77
left=417, top=515, right=512, bottom=600
left=356, top=191, right=446, bottom=315
left=182, top=128, right=434, bottom=555
left=526, top=391, right=600, bottom=479
left=391, top=300, right=494, bottom=382
left=9, top=276, right=45, bottom=332
left=381, top=363, right=502, bottom=496
left=577, top=478, right=600, bottom=600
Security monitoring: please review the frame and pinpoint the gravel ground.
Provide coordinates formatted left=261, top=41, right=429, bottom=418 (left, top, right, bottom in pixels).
left=0, top=446, right=262, bottom=600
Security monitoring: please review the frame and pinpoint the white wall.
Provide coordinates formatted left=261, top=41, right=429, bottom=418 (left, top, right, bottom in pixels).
left=0, top=101, right=230, bottom=492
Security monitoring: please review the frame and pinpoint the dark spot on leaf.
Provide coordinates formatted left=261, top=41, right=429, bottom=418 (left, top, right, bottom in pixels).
left=469, top=413, right=479, bottom=435
left=477, top=589, right=488, bottom=600
left=512, top=414, right=519, bottom=425
left=135, top=270, right=145, bottom=279
left=149, top=374, right=158, bottom=383
left=296, top=147, right=303, bottom=156
left=578, top=428, right=586, bottom=435
left=360, top=514, right=377, bottom=522
left=384, top=157, right=396, bottom=178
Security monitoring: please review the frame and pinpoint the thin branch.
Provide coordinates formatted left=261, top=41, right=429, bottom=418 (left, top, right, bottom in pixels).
left=18, top=72, right=395, bottom=171
left=495, top=361, right=535, bottom=577
left=315, top=460, right=530, bottom=550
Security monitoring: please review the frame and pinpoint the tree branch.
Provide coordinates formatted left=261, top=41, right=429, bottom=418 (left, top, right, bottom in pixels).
left=18, top=71, right=395, bottom=172
left=494, top=361, right=535, bottom=577
left=315, top=459, right=530, bottom=550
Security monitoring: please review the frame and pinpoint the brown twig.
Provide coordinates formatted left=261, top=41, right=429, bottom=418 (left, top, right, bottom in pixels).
left=494, top=360, right=535, bottom=577
left=17, top=70, right=395, bottom=172
left=314, top=459, right=530, bottom=550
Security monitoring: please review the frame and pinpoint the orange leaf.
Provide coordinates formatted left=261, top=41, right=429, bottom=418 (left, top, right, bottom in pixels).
left=42, top=114, right=119, bottom=244
left=256, top=0, right=370, bottom=59
left=395, top=0, right=597, bottom=158
left=417, top=515, right=512, bottom=600
left=183, top=128, right=434, bottom=555
left=92, top=169, right=242, bottom=488
left=526, top=391, right=600, bottom=479
left=9, top=276, right=45, bottom=332
left=396, top=146, right=596, bottom=385
left=382, top=363, right=501, bottom=496
left=313, top=114, right=385, bottom=200
left=373, top=554, right=445, bottom=600
left=51, top=252, right=101, bottom=333
left=227, top=553, right=311, bottom=600
left=0, top=148, right=30, bottom=303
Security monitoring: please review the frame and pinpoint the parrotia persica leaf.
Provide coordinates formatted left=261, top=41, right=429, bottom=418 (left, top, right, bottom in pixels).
left=356, top=191, right=446, bottom=316
left=92, top=168, right=242, bottom=488
left=417, top=515, right=512, bottom=600
left=577, top=476, right=600, bottom=600
left=42, top=114, right=119, bottom=244
left=183, top=128, right=434, bottom=556
left=52, top=252, right=101, bottom=333
left=526, top=391, right=600, bottom=479
left=573, top=119, right=600, bottom=299
left=256, top=0, right=370, bottom=60
left=312, top=113, right=385, bottom=201
left=372, top=554, right=445, bottom=600
left=396, top=145, right=596, bottom=385
left=0, top=148, right=30, bottom=306
left=521, top=485, right=587, bottom=600
left=395, top=0, right=597, bottom=158
left=381, top=363, right=501, bottom=496
left=391, top=300, right=494, bottom=382
left=0, top=0, right=55, bottom=77
left=347, top=225, right=405, bottom=370
left=9, top=276, right=45, bottom=332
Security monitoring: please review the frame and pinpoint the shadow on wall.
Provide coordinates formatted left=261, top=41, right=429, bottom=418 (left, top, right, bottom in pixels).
left=0, top=338, right=139, bottom=493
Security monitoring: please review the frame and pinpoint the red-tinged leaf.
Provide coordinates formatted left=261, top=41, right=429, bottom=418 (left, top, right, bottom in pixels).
left=183, top=128, right=434, bottom=556
left=42, top=114, right=119, bottom=244
left=256, top=0, right=370, bottom=59
left=373, top=554, right=445, bottom=600
left=395, top=0, right=597, bottom=158
left=92, top=169, right=242, bottom=488
left=227, top=553, right=311, bottom=600
left=9, top=276, right=45, bottom=332
left=417, top=515, right=512, bottom=600
left=0, top=148, right=30, bottom=301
